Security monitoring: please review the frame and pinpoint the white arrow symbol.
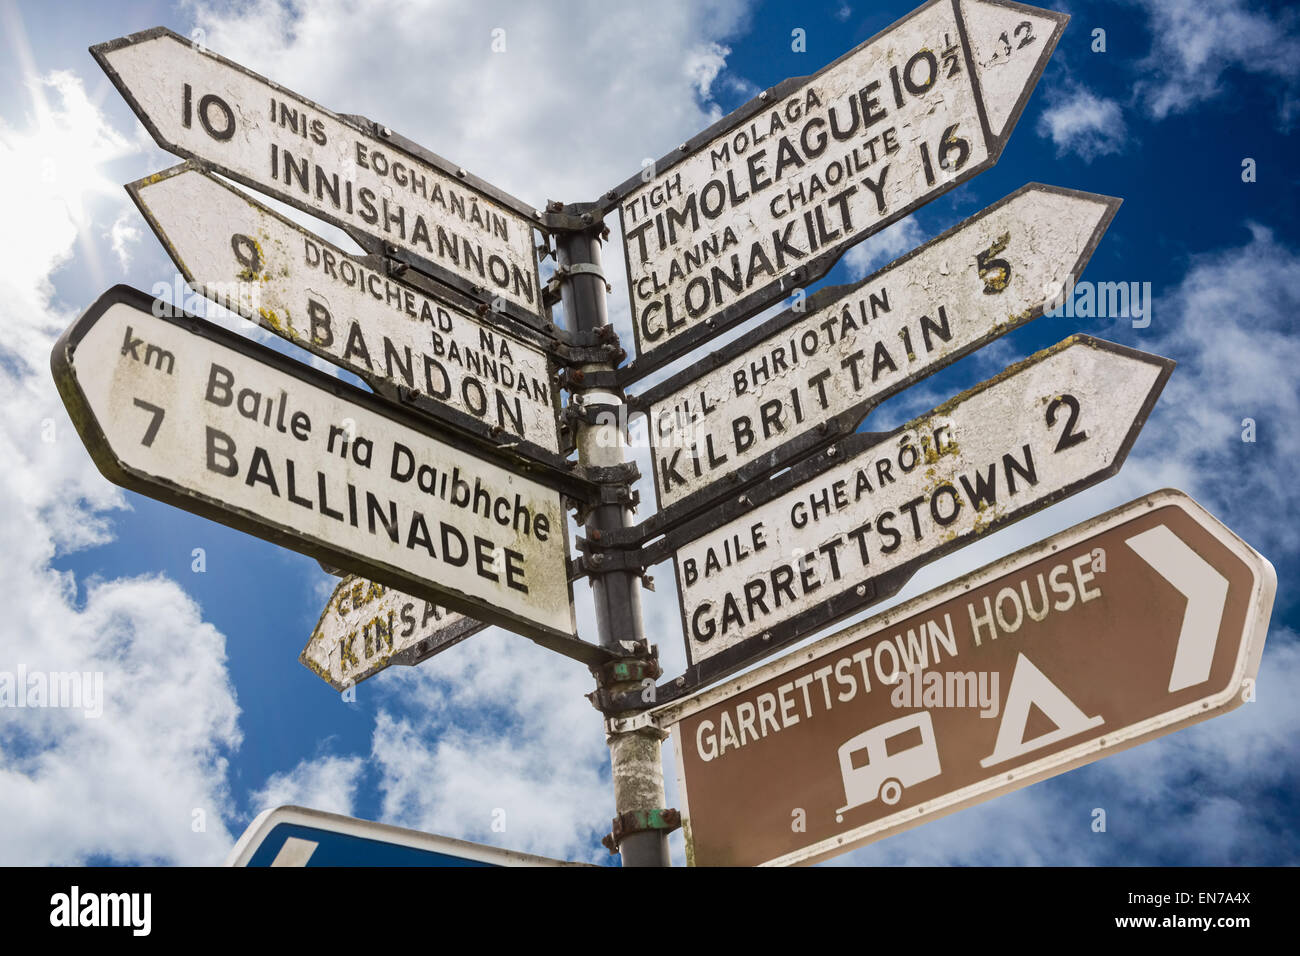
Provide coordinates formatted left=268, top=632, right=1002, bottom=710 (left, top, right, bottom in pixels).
left=1125, top=524, right=1228, bottom=692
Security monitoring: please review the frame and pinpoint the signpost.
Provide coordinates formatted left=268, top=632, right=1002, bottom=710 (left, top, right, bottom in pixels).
left=51, top=286, right=599, bottom=662
left=129, top=163, right=566, bottom=463
left=607, top=0, right=1069, bottom=379
left=640, top=183, right=1119, bottom=517
left=93, top=28, right=547, bottom=325
left=634, top=490, right=1276, bottom=866
left=53, top=0, right=1271, bottom=870
left=668, top=335, right=1172, bottom=686
left=226, top=805, right=584, bottom=866
left=301, top=575, right=487, bottom=691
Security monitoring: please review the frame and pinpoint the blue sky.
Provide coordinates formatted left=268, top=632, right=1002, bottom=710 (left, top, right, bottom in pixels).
left=0, top=0, right=1297, bottom=866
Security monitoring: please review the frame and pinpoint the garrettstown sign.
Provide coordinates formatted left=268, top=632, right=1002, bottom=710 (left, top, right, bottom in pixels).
left=670, top=335, right=1172, bottom=685
left=638, top=490, right=1276, bottom=866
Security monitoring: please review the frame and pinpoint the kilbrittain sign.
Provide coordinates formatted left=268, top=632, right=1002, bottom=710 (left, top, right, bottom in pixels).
left=670, top=335, right=1173, bottom=683
left=52, top=287, right=591, bottom=656
left=129, top=163, right=564, bottom=460
left=644, top=490, right=1275, bottom=866
left=301, top=575, right=486, bottom=691
left=641, top=183, right=1119, bottom=514
left=611, top=0, right=1068, bottom=378
left=93, top=28, right=545, bottom=321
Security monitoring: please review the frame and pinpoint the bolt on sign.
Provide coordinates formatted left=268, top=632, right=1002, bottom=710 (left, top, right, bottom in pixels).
left=643, top=490, right=1276, bottom=866
left=93, top=28, right=544, bottom=321
left=611, top=0, right=1068, bottom=378
left=52, top=286, right=588, bottom=655
left=641, top=183, right=1119, bottom=516
left=301, top=575, right=487, bottom=692
left=129, top=163, right=564, bottom=461
left=670, top=335, right=1173, bottom=686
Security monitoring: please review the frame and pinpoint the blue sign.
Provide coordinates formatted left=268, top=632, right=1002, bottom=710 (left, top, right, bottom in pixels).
left=226, top=806, right=582, bottom=867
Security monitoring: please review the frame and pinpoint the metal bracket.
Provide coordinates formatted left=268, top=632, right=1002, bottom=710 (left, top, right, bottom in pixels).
left=577, top=461, right=641, bottom=485
left=562, top=401, right=625, bottom=428
left=546, top=261, right=612, bottom=296
left=540, top=199, right=610, bottom=236
left=555, top=367, right=622, bottom=390
left=601, top=808, right=681, bottom=855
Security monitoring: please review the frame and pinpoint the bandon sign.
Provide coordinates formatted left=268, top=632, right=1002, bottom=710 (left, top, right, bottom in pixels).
left=641, top=183, right=1119, bottom=515
left=52, top=286, right=583, bottom=651
left=612, top=0, right=1067, bottom=376
left=647, top=490, right=1276, bottom=866
left=670, top=335, right=1173, bottom=685
left=130, top=163, right=564, bottom=460
left=94, top=28, right=545, bottom=320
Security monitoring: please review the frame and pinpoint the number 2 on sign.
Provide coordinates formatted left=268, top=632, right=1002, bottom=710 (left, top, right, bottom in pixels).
left=1046, top=394, right=1087, bottom=453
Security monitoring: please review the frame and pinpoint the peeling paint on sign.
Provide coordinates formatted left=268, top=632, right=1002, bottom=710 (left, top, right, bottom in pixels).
left=130, top=164, right=563, bottom=457
left=300, top=575, right=487, bottom=691
left=670, top=335, right=1173, bottom=677
left=641, top=183, right=1120, bottom=513
left=612, top=0, right=1068, bottom=377
left=93, top=28, right=544, bottom=318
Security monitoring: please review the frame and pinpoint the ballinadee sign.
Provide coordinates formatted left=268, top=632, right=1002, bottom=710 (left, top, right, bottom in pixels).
left=52, top=286, right=583, bottom=651
left=93, top=27, right=545, bottom=320
left=610, top=0, right=1068, bottom=376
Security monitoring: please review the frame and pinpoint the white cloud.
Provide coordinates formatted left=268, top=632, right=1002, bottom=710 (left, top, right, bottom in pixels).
left=685, top=42, right=731, bottom=101
left=0, top=61, right=244, bottom=864
left=1036, top=85, right=1127, bottom=161
left=249, top=754, right=364, bottom=817
left=106, top=210, right=141, bottom=269
left=840, top=214, right=926, bottom=280
left=1133, top=0, right=1300, bottom=124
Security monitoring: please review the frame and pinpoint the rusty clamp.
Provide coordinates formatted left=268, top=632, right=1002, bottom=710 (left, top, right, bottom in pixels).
left=601, top=808, right=681, bottom=855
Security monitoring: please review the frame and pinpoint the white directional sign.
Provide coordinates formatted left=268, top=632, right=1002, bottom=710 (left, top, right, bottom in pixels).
left=301, top=575, right=487, bottom=691
left=130, top=163, right=563, bottom=458
left=671, top=335, right=1172, bottom=681
left=642, top=184, right=1119, bottom=513
left=94, top=28, right=544, bottom=319
left=53, top=287, right=586, bottom=653
left=612, top=0, right=1067, bottom=376
left=640, top=490, right=1275, bottom=866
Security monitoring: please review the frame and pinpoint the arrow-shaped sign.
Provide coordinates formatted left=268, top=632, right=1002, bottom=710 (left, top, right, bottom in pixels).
left=93, top=28, right=546, bottom=324
left=129, top=163, right=565, bottom=463
left=607, top=0, right=1069, bottom=380
left=668, top=335, right=1173, bottom=686
left=301, top=575, right=487, bottom=691
left=639, top=489, right=1275, bottom=866
left=52, top=286, right=603, bottom=662
left=640, top=183, right=1119, bottom=517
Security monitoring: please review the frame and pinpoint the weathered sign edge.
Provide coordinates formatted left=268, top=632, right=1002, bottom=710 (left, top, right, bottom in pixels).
left=126, top=161, right=569, bottom=470
left=665, top=334, right=1174, bottom=682
left=634, top=183, right=1122, bottom=532
left=50, top=284, right=605, bottom=663
left=90, top=27, right=548, bottom=325
left=659, top=488, right=1276, bottom=865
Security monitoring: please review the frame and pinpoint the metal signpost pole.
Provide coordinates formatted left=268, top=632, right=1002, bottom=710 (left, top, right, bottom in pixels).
left=555, top=222, right=671, bottom=867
